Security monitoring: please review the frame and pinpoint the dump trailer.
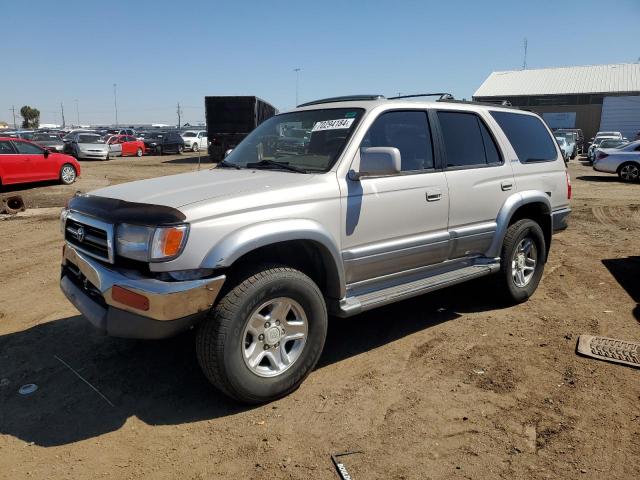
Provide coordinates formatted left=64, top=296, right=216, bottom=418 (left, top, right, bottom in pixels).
left=205, top=96, right=277, bottom=161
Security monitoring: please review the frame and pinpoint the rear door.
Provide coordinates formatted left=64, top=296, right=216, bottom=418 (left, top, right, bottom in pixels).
left=0, top=140, right=24, bottom=184
left=435, top=109, right=515, bottom=259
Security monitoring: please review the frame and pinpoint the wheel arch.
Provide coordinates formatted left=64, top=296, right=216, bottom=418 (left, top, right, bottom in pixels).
left=201, top=219, right=346, bottom=299
left=487, top=191, right=552, bottom=260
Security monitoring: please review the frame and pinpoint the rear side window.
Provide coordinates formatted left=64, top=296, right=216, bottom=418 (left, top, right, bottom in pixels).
left=490, top=111, right=557, bottom=163
left=0, top=141, right=15, bottom=154
left=437, top=111, right=501, bottom=168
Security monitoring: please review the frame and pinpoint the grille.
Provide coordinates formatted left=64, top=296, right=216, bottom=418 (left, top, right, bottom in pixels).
left=65, top=217, right=112, bottom=262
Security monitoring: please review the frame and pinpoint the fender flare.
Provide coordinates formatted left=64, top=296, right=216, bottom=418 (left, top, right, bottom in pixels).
left=201, top=218, right=346, bottom=298
left=486, top=190, right=552, bottom=258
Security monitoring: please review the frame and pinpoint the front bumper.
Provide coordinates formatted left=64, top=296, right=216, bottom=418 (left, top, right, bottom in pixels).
left=78, top=151, right=110, bottom=160
left=60, top=244, right=225, bottom=338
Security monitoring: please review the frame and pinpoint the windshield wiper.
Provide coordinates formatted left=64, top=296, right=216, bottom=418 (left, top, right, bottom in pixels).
left=246, top=159, right=306, bottom=173
left=218, top=160, right=242, bottom=170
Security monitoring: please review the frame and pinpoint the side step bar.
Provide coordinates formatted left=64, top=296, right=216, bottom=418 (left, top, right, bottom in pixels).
left=335, top=264, right=499, bottom=317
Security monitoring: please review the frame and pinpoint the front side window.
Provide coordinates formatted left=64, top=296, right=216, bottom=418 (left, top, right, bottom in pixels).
left=14, top=141, right=44, bottom=154
left=438, top=111, right=501, bottom=168
left=0, top=141, right=15, bottom=154
left=223, top=108, right=364, bottom=173
left=361, top=111, right=433, bottom=171
left=490, top=111, right=557, bottom=163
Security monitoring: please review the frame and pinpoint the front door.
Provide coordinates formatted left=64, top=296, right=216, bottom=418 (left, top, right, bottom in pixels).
left=12, top=140, right=49, bottom=182
left=340, top=110, right=450, bottom=286
left=435, top=110, right=515, bottom=259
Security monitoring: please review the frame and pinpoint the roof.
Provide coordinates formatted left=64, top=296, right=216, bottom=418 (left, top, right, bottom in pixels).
left=474, top=63, right=640, bottom=98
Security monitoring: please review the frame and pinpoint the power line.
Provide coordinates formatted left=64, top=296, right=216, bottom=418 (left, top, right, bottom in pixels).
left=176, top=102, right=183, bottom=129
left=10, top=105, right=16, bottom=129
left=113, top=83, right=119, bottom=126
left=294, top=67, right=301, bottom=106
left=60, top=102, right=66, bottom=128
left=522, top=38, right=528, bottom=70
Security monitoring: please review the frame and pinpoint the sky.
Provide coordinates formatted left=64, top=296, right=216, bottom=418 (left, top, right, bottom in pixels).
left=1, top=0, right=639, bottom=126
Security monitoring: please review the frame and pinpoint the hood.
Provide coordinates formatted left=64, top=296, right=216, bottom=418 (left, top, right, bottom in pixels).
left=88, top=168, right=319, bottom=210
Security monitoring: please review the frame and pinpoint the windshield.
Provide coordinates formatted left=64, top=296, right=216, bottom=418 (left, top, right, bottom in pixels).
left=78, top=134, right=105, bottom=144
left=182, top=132, right=197, bottom=137
left=223, top=108, right=364, bottom=172
left=145, top=132, right=165, bottom=140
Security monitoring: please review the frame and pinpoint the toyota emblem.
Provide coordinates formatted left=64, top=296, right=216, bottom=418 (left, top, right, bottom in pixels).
left=75, top=226, right=85, bottom=243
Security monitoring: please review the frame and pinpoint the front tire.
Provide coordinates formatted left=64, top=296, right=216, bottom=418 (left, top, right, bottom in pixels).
left=136, top=147, right=143, bottom=157
left=60, top=164, right=77, bottom=185
left=196, top=266, right=327, bottom=404
left=177, top=144, right=184, bottom=154
left=192, top=143, right=199, bottom=152
left=156, top=146, right=163, bottom=156
left=496, top=219, right=546, bottom=304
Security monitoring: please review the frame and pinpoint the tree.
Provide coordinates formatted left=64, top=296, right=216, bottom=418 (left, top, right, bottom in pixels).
left=20, top=105, right=40, bottom=129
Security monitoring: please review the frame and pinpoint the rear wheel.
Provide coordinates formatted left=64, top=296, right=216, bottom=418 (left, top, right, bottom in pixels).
left=196, top=266, right=327, bottom=403
left=496, top=219, right=546, bottom=304
left=618, top=162, right=639, bottom=182
left=60, top=164, right=77, bottom=185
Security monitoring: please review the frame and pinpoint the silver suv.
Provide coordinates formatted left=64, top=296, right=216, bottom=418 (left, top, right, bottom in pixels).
left=60, top=94, right=571, bottom=403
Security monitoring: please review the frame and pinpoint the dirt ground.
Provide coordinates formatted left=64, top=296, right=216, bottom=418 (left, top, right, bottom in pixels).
left=0, top=153, right=638, bottom=479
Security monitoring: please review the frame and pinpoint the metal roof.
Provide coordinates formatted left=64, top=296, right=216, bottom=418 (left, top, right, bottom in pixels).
left=474, top=63, right=640, bottom=98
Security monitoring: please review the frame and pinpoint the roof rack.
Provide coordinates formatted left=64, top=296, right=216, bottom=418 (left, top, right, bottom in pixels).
left=297, top=95, right=385, bottom=108
left=438, top=98, right=520, bottom=110
left=389, top=92, right=454, bottom=101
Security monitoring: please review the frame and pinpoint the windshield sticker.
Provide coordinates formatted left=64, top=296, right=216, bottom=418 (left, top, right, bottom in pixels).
left=344, top=111, right=357, bottom=118
left=312, top=118, right=355, bottom=132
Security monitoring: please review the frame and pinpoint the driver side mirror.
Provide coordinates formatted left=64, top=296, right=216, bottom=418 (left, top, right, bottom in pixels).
left=349, top=147, right=401, bottom=180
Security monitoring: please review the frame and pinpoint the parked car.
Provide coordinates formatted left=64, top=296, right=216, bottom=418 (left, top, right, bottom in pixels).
left=555, top=128, right=584, bottom=154
left=593, top=140, right=640, bottom=181
left=554, top=136, right=571, bottom=161
left=104, top=128, right=136, bottom=137
left=59, top=95, right=571, bottom=403
left=181, top=130, right=208, bottom=152
left=554, top=131, right=578, bottom=159
left=67, top=133, right=116, bottom=160
left=106, top=135, right=146, bottom=157
left=63, top=129, right=96, bottom=146
left=587, top=134, right=622, bottom=162
left=0, top=137, right=80, bottom=186
left=142, top=131, right=184, bottom=155
left=30, top=132, right=66, bottom=152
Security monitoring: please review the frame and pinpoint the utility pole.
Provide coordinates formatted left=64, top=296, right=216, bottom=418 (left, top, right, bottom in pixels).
left=522, top=38, right=528, bottom=70
left=176, top=102, right=182, bottom=129
left=294, top=68, right=301, bottom=106
left=10, top=105, right=16, bottom=129
left=60, top=102, right=66, bottom=128
left=113, top=83, right=119, bottom=126
left=75, top=99, right=80, bottom=126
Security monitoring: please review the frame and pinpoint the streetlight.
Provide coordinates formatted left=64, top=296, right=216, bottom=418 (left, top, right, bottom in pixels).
left=113, top=83, right=119, bottom=126
left=294, top=68, right=301, bottom=106
left=75, top=99, right=79, bottom=126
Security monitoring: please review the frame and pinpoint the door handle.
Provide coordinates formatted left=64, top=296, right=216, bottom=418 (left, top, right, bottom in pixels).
left=501, top=181, right=513, bottom=191
left=426, top=189, right=442, bottom=202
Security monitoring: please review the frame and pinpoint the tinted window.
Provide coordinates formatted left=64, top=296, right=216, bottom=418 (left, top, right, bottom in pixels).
left=491, top=111, right=558, bottom=162
left=437, top=111, right=500, bottom=168
left=361, top=111, right=433, bottom=171
left=14, top=141, right=44, bottom=154
left=0, top=141, right=15, bottom=154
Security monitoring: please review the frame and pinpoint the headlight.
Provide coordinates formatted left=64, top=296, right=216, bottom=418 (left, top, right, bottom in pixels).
left=116, top=224, right=189, bottom=262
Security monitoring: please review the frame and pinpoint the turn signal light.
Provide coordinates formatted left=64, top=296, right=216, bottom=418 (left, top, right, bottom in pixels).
left=112, top=286, right=150, bottom=311
left=151, top=225, right=188, bottom=260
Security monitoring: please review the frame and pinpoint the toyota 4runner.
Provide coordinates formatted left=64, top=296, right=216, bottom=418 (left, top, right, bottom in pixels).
left=60, top=94, right=571, bottom=403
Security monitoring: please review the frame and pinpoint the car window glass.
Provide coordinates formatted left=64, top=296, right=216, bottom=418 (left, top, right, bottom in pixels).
left=437, top=111, right=487, bottom=168
left=490, top=111, right=557, bottom=163
left=14, top=141, right=43, bottom=154
left=361, top=111, right=433, bottom=171
left=0, top=141, right=15, bottom=154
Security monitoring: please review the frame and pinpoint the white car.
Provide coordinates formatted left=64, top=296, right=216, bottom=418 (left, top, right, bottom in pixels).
left=181, top=130, right=208, bottom=152
left=593, top=140, right=640, bottom=181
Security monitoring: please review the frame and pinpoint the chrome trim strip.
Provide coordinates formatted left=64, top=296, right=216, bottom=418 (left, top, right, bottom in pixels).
left=62, top=244, right=225, bottom=321
left=342, top=231, right=450, bottom=260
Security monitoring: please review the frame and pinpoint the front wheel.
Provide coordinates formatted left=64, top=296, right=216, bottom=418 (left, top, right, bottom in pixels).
left=136, top=147, right=143, bottom=157
left=618, top=162, right=639, bottom=182
left=156, top=146, right=162, bottom=156
left=192, top=143, right=199, bottom=152
left=196, top=266, right=327, bottom=404
left=495, top=219, right=546, bottom=304
left=60, top=163, right=77, bottom=185
left=177, top=144, right=184, bottom=154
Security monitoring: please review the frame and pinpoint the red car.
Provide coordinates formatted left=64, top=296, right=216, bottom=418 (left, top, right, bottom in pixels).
left=107, top=135, right=146, bottom=157
left=0, top=137, right=81, bottom=187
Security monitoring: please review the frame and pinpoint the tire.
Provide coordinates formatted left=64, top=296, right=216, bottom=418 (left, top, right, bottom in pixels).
left=192, top=143, right=199, bottom=152
left=177, top=144, right=184, bottom=154
left=618, top=162, right=640, bottom=182
left=136, top=147, right=143, bottom=157
left=496, top=219, right=546, bottom=304
left=156, top=146, right=162, bottom=156
left=196, top=266, right=328, bottom=404
left=60, top=163, right=77, bottom=185
left=570, top=148, right=576, bottom=160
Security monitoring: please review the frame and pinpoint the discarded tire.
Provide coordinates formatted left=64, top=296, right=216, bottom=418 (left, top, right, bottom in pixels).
left=0, top=195, right=26, bottom=215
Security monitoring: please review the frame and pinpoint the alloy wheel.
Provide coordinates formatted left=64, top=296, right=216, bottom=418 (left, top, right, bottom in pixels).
left=511, top=237, right=537, bottom=288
